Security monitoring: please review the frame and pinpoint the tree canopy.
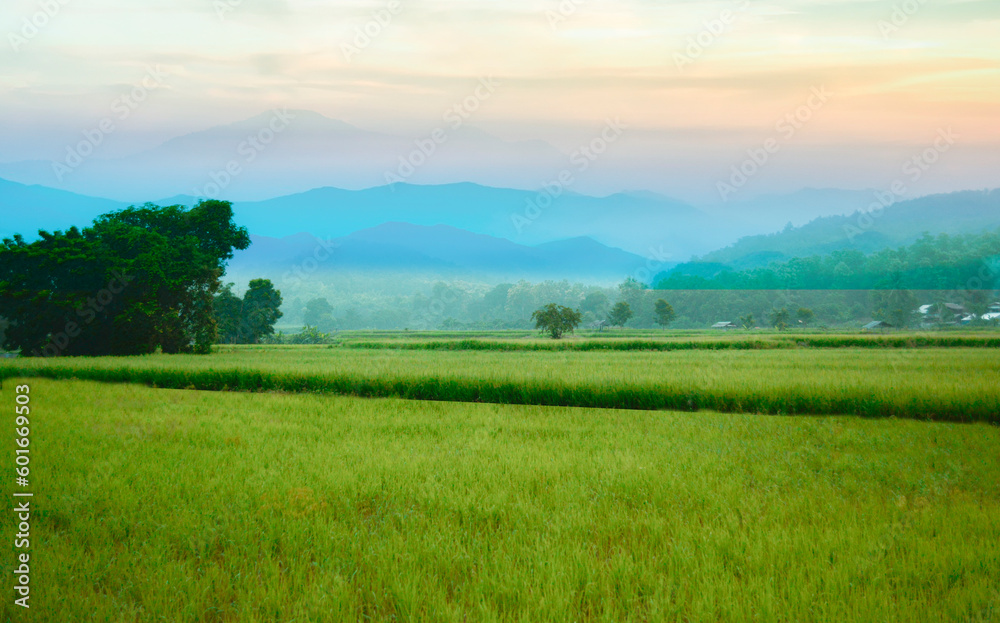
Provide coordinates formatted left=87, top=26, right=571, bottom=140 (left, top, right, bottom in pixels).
left=0, top=200, right=249, bottom=356
left=654, top=299, right=676, bottom=327
left=654, top=231, right=1000, bottom=291
left=214, top=279, right=284, bottom=344
left=531, top=303, right=582, bottom=339
left=769, top=308, right=790, bottom=331
left=302, top=297, right=335, bottom=331
left=607, top=301, right=634, bottom=327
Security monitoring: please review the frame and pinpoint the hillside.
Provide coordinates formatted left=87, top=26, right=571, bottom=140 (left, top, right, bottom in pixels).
left=697, top=189, right=1000, bottom=271
left=655, top=230, right=1000, bottom=293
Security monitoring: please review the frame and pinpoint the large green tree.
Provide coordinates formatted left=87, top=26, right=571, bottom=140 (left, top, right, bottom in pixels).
left=213, top=283, right=245, bottom=344
left=214, top=280, right=284, bottom=344
left=243, top=279, right=284, bottom=343
left=0, top=200, right=249, bottom=356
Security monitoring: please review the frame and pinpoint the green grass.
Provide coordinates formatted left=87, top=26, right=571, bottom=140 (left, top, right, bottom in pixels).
left=3, top=379, right=997, bottom=622
left=341, top=334, right=1000, bottom=351
left=3, top=346, right=1000, bottom=421
left=327, top=328, right=1000, bottom=342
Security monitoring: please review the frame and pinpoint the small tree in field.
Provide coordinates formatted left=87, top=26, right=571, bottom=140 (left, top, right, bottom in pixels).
left=796, top=307, right=815, bottom=327
left=654, top=299, right=676, bottom=328
left=531, top=304, right=582, bottom=339
left=607, top=301, right=633, bottom=328
left=769, top=307, right=790, bottom=331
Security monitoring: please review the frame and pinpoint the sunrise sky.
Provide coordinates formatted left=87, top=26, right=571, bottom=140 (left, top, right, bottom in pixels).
left=1, top=0, right=998, bottom=201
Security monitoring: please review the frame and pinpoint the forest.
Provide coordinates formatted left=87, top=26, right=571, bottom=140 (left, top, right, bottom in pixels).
left=654, top=231, right=1000, bottom=291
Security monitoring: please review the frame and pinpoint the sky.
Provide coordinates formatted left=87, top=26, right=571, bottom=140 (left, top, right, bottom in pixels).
left=1, top=0, right=998, bottom=201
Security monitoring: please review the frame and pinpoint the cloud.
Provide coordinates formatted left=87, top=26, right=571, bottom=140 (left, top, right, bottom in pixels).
left=0, top=0, right=997, bottom=198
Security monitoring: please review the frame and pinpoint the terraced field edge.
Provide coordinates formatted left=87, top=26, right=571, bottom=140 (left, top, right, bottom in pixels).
left=1, top=363, right=996, bottom=423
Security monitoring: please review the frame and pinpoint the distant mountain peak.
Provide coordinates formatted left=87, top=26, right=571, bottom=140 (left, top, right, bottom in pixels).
left=535, top=236, right=606, bottom=249
left=353, top=221, right=481, bottom=236
left=207, top=109, right=368, bottom=136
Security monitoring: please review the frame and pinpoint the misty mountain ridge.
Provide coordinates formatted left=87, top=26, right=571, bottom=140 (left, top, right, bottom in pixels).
left=695, top=189, right=1000, bottom=272
left=0, top=109, right=569, bottom=202
left=708, top=188, right=881, bottom=233
left=0, top=175, right=710, bottom=257
left=227, top=224, right=650, bottom=282
left=2, top=175, right=999, bottom=285
left=227, top=181, right=708, bottom=256
left=0, top=108, right=904, bottom=226
left=0, top=107, right=941, bottom=259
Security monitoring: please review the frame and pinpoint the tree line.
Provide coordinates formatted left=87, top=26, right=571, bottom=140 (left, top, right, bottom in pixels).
left=531, top=297, right=676, bottom=338
left=285, top=272, right=997, bottom=334
left=654, top=231, right=1000, bottom=291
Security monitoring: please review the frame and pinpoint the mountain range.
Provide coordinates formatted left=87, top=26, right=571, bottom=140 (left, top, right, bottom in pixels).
left=0, top=110, right=568, bottom=202
left=2, top=172, right=999, bottom=285
left=0, top=109, right=915, bottom=242
left=228, top=224, right=650, bottom=281
left=0, top=174, right=895, bottom=260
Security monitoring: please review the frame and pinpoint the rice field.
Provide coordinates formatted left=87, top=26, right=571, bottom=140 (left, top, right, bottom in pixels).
left=342, top=334, right=1000, bottom=351
left=2, top=344, right=999, bottom=421
left=3, top=378, right=998, bottom=622
left=330, top=329, right=1000, bottom=348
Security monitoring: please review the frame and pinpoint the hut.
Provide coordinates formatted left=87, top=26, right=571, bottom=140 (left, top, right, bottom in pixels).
left=861, top=320, right=892, bottom=332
